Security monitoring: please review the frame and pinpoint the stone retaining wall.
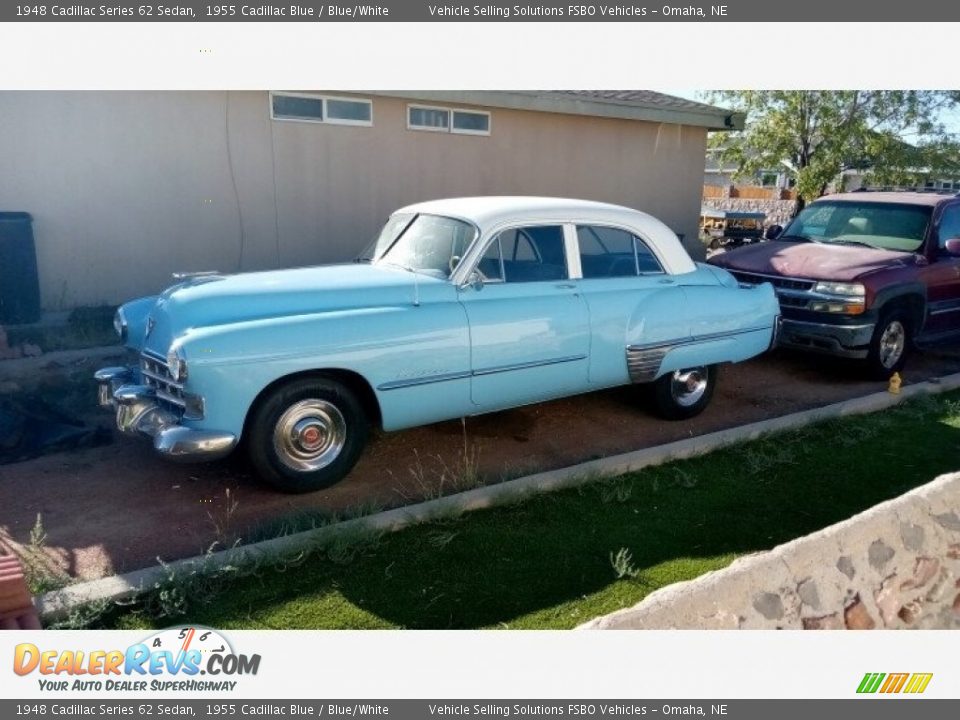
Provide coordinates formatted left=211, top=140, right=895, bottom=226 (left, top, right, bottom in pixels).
left=702, top=197, right=799, bottom=228
left=581, top=471, right=960, bottom=630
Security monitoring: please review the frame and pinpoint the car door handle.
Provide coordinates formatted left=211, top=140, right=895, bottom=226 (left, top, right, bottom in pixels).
left=555, top=283, right=576, bottom=289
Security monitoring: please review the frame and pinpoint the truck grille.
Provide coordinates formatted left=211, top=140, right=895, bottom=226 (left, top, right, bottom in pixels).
left=140, top=350, right=186, bottom=411
left=729, top=271, right=816, bottom=293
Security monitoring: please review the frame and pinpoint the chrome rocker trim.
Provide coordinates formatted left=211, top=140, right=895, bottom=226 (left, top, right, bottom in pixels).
left=95, top=367, right=236, bottom=463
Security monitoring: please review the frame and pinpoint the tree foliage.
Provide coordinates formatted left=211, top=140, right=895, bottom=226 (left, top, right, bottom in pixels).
left=709, top=91, right=960, bottom=207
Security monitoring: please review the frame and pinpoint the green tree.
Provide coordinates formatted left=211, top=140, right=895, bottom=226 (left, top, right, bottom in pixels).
left=709, top=91, right=960, bottom=211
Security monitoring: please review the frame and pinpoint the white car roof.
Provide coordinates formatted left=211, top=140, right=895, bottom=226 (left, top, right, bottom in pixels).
left=394, top=196, right=696, bottom=275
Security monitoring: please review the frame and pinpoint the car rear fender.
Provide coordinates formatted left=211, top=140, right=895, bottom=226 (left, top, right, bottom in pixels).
left=624, top=282, right=778, bottom=383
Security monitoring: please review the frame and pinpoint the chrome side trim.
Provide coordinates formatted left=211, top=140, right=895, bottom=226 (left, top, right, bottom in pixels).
left=472, top=354, right=587, bottom=377
left=377, top=354, right=588, bottom=391
left=628, top=325, right=774, bottom=353
left=378, top=370, right=472, bottom=391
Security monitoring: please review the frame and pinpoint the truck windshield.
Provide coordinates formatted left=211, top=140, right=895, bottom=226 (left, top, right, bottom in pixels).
left=374, top=213, right=478, bottom=278
left=783, top=201, right=931, bottom=253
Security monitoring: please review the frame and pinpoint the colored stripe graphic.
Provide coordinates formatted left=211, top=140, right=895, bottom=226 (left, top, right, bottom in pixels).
left=880, top=673, right=909, bottom=693
left=857, top=672, right=932, bottom=694
left=857, top=673, right=885, bottom=694
left=903, top=673, right=933, bottom=694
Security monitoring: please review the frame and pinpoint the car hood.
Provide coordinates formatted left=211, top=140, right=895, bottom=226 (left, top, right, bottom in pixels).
left=140, top=263, right=426, bottom=353
left=710, top=241, right=913, bottom=281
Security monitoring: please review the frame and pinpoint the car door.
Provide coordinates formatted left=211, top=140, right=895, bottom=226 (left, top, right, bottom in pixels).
left=573, top=224, right=681, bottom=385
left=924, top=202, right=960, bottom=337
left=457, top=223, right=590, bottom=411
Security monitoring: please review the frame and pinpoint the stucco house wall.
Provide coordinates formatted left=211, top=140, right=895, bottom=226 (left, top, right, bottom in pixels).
left=0, top=91, right=713, bottom=309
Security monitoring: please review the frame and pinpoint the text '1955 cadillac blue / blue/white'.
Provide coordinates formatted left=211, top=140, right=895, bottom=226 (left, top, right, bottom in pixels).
left=95, top=197, right=780, bottom=493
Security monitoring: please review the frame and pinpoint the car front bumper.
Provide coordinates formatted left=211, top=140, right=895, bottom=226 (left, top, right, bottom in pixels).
left=778, top=318, right=876, bottom=359
left=94, top=366, right=236, bottom=462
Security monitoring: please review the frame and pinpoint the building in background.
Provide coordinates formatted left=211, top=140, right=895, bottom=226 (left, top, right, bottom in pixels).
left=0, top=90, right=740, bottom=310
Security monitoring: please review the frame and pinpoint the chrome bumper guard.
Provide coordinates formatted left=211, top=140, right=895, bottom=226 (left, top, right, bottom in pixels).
left=770, top=315, right=783, bottom=350
left=94, top=367, right=236, bottom=463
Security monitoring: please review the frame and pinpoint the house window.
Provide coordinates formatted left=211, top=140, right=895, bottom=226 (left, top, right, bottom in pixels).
left=408, top=104, right=491, bottom=136
left=452, top=110, right=491, bottom=135
left=408, top=106, right=450, bottom=131
left=270, top=92, right=372, bottom=126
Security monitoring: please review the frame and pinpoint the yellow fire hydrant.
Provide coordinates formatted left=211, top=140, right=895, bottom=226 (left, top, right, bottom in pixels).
left=888, top=372, right=902, bottom=394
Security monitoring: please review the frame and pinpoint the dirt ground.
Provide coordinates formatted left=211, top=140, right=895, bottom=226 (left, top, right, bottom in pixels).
left=2, top=347, right=960, bottom=582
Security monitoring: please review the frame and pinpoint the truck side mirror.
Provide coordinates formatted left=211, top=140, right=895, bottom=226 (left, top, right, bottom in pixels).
left=944, top=238, right=960, bottom=256
left=764, top=224, right=783, bottom=240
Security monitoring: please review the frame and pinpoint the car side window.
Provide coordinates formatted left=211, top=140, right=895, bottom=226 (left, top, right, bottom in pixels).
left=634, top=237, right=664, bottom=274
left=938, top=204, right=960, bottom=249
left=476, top=236, right=504, bottom=281
left=488, top=225, right=568, bottom=282
left=577, top=225, right=663, bottom=278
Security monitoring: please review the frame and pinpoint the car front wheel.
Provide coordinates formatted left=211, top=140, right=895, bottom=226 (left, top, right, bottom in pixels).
left=247, top=377, right=368, bottom=493
left=651, top=365, right=717, bottom=420
left=865, top=310, right=910, bottom=380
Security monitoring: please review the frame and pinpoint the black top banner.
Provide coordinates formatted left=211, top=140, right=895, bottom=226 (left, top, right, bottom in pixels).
left=3, top=0, right=958, bottom=22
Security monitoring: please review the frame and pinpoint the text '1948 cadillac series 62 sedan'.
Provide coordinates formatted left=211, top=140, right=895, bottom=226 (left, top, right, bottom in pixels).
left=96, top=197, right=780, bottom=493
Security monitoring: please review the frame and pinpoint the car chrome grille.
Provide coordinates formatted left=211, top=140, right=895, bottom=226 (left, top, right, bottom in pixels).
left=140, top=350, right=186, bottom=411
left=729, top=271, right=816, bottom=293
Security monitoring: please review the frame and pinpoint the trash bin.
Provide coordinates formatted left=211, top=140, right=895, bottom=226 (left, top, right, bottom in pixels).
left=0, top=212, right=41, bottom=324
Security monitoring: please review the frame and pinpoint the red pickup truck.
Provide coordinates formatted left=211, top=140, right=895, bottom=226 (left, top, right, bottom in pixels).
left=708, top=190, right=960, bottom=378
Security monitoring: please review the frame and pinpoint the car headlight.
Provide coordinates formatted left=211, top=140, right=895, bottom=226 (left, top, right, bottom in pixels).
left=113, top=308, right=128, bottom=341
left=167, top=344, right=188, bottom=382
left=814, top=281, right=865, bottom=297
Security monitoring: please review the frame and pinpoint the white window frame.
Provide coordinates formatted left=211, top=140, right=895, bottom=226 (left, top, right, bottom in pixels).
left=406, top=104, right=453, bottom=133
left=407, top=103, right=491, bottom=136
left=269, top=91, right=373, bottom=127
left=451, top=109, right=492, bottom=136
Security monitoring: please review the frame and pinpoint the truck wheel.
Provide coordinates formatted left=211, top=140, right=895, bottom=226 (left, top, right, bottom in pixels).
left=865, top=310, right=910, bottom=380
left=247, top=377, right=368, bottom=493
left=652, top=365, right=717, bottom=420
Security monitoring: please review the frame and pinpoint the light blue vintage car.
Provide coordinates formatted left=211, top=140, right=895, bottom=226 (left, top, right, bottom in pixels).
left=96, top=197, right=780, bottom=492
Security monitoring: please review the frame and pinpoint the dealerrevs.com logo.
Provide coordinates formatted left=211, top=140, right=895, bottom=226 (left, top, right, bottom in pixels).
left=13, top=626, right=260, bottom=692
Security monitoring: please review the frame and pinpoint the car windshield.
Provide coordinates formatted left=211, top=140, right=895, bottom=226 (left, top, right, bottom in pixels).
left=782, top=201, right=931, bottom=253
left=373, top=213, right=478, bottom=278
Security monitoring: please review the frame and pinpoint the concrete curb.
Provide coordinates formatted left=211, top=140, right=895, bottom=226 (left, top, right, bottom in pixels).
left=35, top=371, right=960, bottom=622
left=0, top=346, right=125, bottom=381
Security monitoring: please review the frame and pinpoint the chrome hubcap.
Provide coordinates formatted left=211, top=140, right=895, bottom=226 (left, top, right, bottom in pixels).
left=878, top=320, right=905, bottom=369
left=273, top=399, right=347, bottom=472
left=670, top=367, right=708, bottom=407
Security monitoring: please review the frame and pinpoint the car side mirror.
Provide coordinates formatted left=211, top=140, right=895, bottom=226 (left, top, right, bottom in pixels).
left=764, top=224, right=783, bottom=240
left=461, top=270, right=484, bottom=292
left=944, top=238, right=960, bottom=256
